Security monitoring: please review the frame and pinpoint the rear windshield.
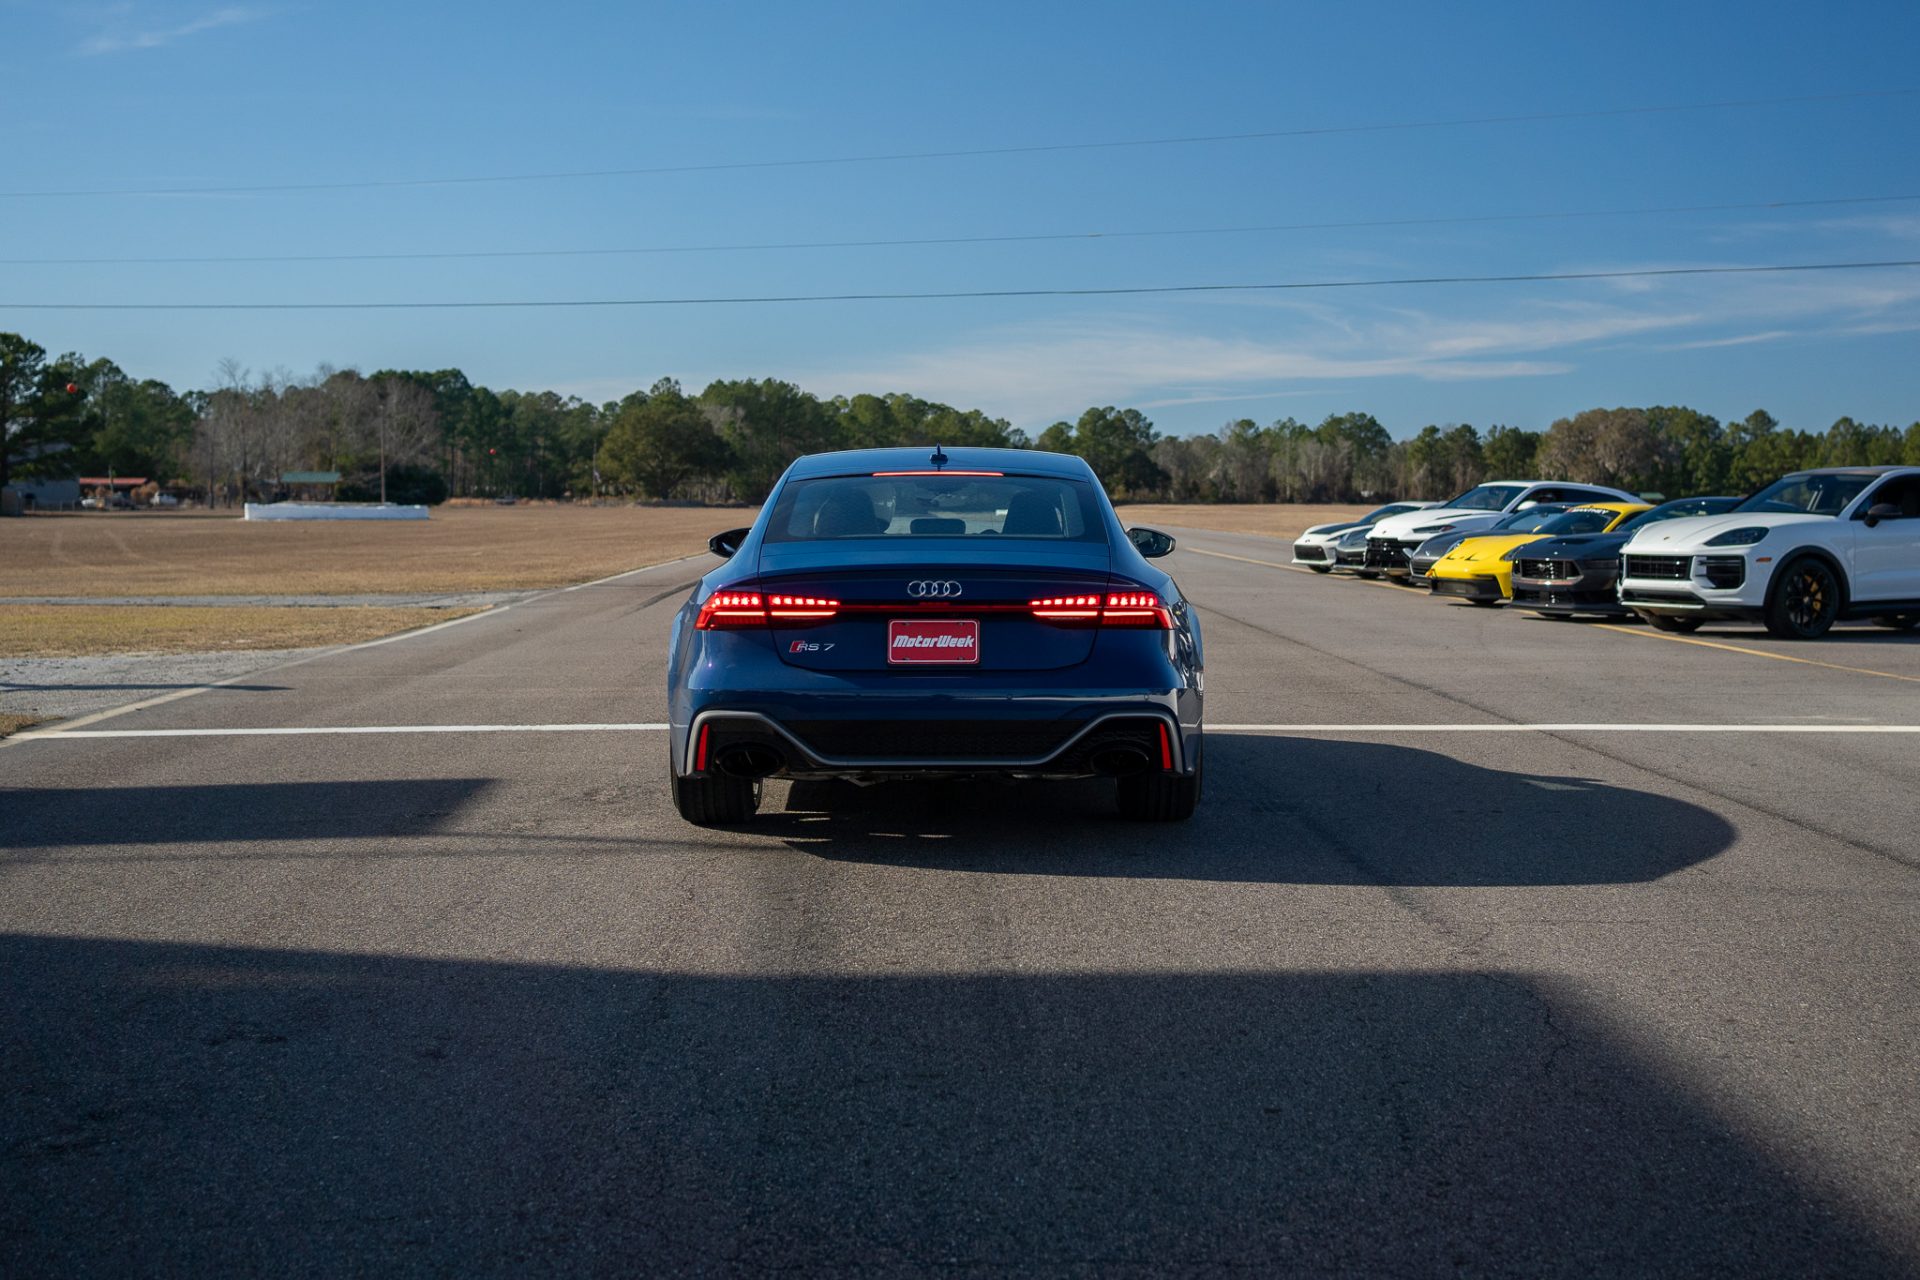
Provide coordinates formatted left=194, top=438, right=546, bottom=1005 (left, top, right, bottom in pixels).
left=765, top=474, right=1107, bottom=543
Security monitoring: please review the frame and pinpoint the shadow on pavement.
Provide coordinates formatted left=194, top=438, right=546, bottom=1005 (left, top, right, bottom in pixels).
left=773, top=733, right=1734, bottom=886
left=0, top=779, right=497, bottom=848
left=1, top=934, right=1901, bottom=1276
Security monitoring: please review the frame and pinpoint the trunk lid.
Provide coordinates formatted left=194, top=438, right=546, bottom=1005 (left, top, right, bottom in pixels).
left=753, top=541, right=1113, bottom=672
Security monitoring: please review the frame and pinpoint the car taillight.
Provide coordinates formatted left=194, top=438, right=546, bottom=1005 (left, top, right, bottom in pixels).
left=1028, top=591, right=1172, bottom=628
left=767, top=594, right=840, bottom=621
left=695, top=591, right=767, bottom=629
left=1101, top=592, right=1174, bottom=628
left=1029, top=594, right=1102, bottom=621
left=697, top=590, right=842, bottom=628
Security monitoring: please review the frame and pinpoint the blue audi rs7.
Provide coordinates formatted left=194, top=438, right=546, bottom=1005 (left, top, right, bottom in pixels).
left=667, top=446, right=1204, bottom=824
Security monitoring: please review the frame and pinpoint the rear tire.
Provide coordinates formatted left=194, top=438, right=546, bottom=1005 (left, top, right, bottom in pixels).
left=1355, top=570, right=1381, bottom=580
left=1647, top=614, right=1702, bottom=633
left=1764, top=556, right=1842, bottom=639
left=1117, top=740, right=1201, bottom=822
left=673, top=771, right=760, bottom=826
left=1872, top=614, right=1920, bottom=631
left=1310, top=564, right=1333, bottom=574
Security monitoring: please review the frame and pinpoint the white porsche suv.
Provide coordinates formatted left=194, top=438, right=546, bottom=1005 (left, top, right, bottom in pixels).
left=1617, top=466, right=1920, bottom=638
left=1364, top=480, right=1640, bottom=580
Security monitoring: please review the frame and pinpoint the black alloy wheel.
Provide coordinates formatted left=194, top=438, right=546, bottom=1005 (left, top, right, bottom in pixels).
left=1646, top=613, right=1703, bottom=633
left=1765, top=557, right=1843, bottom=640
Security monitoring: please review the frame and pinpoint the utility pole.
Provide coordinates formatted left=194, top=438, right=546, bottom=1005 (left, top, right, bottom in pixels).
left=379, top=396, right=389, bottom=504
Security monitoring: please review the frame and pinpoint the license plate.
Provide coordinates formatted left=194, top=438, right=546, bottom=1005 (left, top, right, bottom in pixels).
left=888, top=619, right=979, bottom=665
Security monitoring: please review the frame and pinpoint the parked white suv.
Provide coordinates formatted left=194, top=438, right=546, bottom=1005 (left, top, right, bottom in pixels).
left=1617, top=466, right=1920, bottom=638
left=1364, top=480, right=1640, bottom=579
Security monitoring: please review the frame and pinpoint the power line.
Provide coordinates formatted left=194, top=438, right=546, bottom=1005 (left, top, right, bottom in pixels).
left=4, top=193, right=1916, bottom=267
left=3, top=88, right=1914, bottom=200
left=3, top=260, right=1916, bottom=310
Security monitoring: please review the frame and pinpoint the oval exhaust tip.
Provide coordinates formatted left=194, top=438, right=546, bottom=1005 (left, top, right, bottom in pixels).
left=716, top=744, right=785, bottom=779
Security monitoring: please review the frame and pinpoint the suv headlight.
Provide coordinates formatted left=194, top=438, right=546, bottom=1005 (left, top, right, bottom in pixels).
left=1705, top=527, right=1768, bottom=547
left=1411, top=523, right=1455, bottom=535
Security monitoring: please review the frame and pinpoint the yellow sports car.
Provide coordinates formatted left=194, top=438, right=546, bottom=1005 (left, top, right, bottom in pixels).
left=1428, top=503, right=1650, bottom=604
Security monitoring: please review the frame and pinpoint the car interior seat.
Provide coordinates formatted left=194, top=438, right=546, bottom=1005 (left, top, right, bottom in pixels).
left=812, top=489, right=890, bottom=537
left=1000, top=491, right=1064, bottom=537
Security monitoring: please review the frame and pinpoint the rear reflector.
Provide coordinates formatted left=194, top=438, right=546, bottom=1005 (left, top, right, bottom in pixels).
left=695, top=723, right=711, bottom=772
left=1157, top=722, right=1173, bottom=770
left=1029, top=591, right=1172, bottom=628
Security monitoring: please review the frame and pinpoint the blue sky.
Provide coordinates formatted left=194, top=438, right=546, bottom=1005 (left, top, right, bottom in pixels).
left=3, top=0, right=1918, bottom=438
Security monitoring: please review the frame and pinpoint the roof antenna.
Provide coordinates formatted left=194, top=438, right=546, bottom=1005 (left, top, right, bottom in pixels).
left=929, top=444, right=948, bottom=469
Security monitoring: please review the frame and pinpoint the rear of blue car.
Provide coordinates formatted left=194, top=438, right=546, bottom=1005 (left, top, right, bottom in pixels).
left=667, top=448, right=1204, bottom=824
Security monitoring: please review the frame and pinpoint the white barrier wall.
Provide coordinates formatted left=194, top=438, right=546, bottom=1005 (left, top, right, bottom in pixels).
left=245, top=503, right=430, bottom=521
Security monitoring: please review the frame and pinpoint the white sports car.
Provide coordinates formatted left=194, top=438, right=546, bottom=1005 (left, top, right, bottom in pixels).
left=1364, top=480, right=1640, bottom=580
left=1618, top=466, right=1920, bottom=638
left=1290, top=501, right=1436, bottom=573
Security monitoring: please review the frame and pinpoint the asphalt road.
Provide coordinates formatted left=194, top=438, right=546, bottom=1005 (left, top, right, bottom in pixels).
left=4, top=530, right=1918, bottom=1277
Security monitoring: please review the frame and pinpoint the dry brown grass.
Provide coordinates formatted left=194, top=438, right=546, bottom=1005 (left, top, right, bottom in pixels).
left=1, top=506, right=751, bottom=598
left=0, top=712, right=44, bottom=738
left=0, top=605, right=484, bottom=658
left=1115, top=503, right=1374, bottom=542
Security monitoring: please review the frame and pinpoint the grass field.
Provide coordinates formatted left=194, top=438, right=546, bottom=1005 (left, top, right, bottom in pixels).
left=1115, top=503, right=1372, bottom=541
left=0, top=605, right=483, bottom=658
left=2, top=506, right=745, bottom=598
left=3, top=502, right=1360, bottom=659
left=0, top=713, right=44, bottom=739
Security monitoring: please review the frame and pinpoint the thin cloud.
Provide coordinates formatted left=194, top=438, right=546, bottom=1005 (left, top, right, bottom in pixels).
left=800, top=265, right=1920, bottom=426
left=78, top=5, right=265, bottom=55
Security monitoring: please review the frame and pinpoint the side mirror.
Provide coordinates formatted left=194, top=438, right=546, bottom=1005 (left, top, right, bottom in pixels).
left=1128, top=526, right=1176, bottom=558
left=708, top=527, right=750, bottom=559
left=1863, top=503, right=1902, bottom=528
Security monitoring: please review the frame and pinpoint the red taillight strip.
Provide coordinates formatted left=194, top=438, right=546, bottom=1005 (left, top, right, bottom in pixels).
left=870, top=469, right=1003, bottom=476
left=1028, top=590, right=1172, bottom=628
left=695, top=591, right=766, bottom=629
left=695, top=723, right=710, bottom=772
left=1157, top=722, right=1173, bottom=770
left=766, top=593, right=840, bottom=621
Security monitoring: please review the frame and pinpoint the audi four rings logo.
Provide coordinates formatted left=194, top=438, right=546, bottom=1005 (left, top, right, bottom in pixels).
left=907, top=580, right=963, bottom=598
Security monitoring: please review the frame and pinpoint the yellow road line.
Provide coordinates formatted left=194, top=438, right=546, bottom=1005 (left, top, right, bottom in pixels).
left=1182, top=546, right=1406, bottom=589
left=1592, top=623, right=1920, bottom=684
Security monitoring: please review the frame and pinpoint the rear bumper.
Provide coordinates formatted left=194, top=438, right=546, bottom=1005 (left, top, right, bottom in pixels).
left=684, top=704, right=1193, bottom=779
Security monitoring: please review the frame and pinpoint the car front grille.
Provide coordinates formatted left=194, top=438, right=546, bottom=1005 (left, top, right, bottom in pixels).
left=1696, top=555, right=1746, bottom=590
left=1624, top=555, right=1692, bottom=580
left=1365, top=537, right=1411, bottom=569
left=1517, top=558, right=1580, bottom=581
left=1294, top=544, right=1328, bottom=561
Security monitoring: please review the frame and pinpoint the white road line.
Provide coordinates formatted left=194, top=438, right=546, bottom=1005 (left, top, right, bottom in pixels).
left=11, top=722, right=671, bottom=741
left=3, top=553, right=710, bottom=746
left=13, top=721, right=1920, bottom=743
left=1212, top=723, right=1920, bottom=733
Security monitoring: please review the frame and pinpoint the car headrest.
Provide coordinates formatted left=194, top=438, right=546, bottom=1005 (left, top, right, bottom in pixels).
left=1000, top=491, right=1064, bottom=536
left=812, top=489, right=889, bottom=537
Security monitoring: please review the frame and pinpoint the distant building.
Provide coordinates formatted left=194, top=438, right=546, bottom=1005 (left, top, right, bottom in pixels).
left=1, top=477, right=81, bottom=514
left=280, top=470, right=343, bottom=501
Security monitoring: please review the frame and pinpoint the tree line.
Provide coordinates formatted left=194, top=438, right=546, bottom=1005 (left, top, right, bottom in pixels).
left=3, top=330, right=1915, bottom=505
